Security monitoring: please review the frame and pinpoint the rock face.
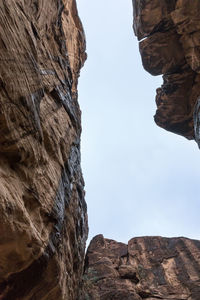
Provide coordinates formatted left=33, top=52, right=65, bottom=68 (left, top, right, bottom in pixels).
left=1, top=1, right=200, bottom=299
left=82, top=235, right=200, bottom=300
left=0, top=1, right=87, bottom=299
left=133, top=0, right=200, bottom=145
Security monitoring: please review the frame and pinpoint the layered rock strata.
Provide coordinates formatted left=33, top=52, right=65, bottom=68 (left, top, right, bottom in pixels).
left=0, top=1, right=87, bottom=299
left=133, top=0, right=200, bottom=145
left=82, top=234, right=200, bottom=300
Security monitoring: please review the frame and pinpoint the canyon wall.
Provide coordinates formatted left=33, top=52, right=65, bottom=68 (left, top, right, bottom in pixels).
left=1, top=0, right=200, bottom=299
left=0, top=0, right=87, bottom=299
left=82, top=235, right=200, bottom=300
left=133, top=0, right=200, bottom=146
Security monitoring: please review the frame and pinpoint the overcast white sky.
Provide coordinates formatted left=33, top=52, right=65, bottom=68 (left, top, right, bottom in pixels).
left=76, top=0, right=200, bottom=244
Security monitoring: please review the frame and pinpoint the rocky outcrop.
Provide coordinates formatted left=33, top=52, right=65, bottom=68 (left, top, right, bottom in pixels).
left=133, top=0, right=200, bottom=145
left=82, top=235, right=200, bottom=300
left=0, top=1, right=87, bottom=299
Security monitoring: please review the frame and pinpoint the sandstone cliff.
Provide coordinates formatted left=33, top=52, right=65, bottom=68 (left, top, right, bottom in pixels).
left=82, top=235, right=200, bottom=300
left=133, top=0, right=200, bottom=146
left=1, top=1, right=200, bottom=299
left=0, top=0, right=87, bottom=299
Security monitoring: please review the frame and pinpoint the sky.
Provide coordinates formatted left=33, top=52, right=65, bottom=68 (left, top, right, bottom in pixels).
left=76, top=0, right=200, bottom=244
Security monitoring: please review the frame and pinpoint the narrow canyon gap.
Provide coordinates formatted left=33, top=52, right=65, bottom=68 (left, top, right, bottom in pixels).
left=76, top=0, right=200, bottom=244
left=81, top=0, right=200, bottom=299
left=0, top=1, right=200, bottom=300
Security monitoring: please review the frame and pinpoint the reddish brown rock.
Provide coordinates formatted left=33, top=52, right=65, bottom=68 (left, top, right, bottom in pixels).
left=82, top=235, right=200, bottom=300
left=0, top=1, right=87, bottom=299
left=133, top=0, right=200, bottom=144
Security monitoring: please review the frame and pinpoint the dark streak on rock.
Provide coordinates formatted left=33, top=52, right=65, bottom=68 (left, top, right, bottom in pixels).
left=51, top=85, right=81, bottom=133
left=19, top=88, right=45, bottom=142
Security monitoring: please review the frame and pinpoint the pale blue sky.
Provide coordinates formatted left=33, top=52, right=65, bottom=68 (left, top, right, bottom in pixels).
left=76, top=0, right=200, bottom=244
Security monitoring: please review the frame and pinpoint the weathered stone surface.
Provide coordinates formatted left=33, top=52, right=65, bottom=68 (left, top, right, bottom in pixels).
left=133, top=0, right=177, bottom=41
left=133, top=0, right=200, bottom=144
left=0, top=1, right=87, bottom=299
left=82, top=235, right=200, bottom=300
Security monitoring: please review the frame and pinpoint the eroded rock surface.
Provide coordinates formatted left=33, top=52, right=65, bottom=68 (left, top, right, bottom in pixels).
left=0, top=1, right=87, bottom=299
left=82, top=235, right=200, bottom=300
left=133, top=0, right=200, bottom=145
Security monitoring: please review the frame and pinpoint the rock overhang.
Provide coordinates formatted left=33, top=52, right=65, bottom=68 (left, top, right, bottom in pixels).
left=133, top=0, right=200, bottom=144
